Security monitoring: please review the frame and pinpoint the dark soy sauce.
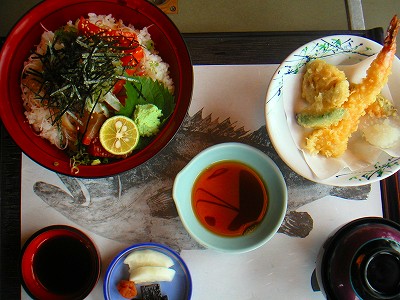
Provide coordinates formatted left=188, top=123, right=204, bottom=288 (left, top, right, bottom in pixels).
left=192, top=161, right=268, bottom=237
left=33, top=235, right=93, bottom=295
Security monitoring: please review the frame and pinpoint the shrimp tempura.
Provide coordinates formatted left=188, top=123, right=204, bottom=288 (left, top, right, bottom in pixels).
left=305, top=15, right=400, bottom=157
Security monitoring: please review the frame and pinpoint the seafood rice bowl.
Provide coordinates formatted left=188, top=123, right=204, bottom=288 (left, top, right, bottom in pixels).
left=0, top=0, right=193, bottom=177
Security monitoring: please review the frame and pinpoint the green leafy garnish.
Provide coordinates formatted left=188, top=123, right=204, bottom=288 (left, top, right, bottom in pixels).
left=118, top=79, right=140, bottom=117
left=118, top=76, right=175, bottom=121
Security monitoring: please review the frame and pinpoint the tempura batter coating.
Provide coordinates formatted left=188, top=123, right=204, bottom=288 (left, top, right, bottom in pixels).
left=305, top=15, right=400, bottom=157
left=302, top=59, right=350, bottom=112
left=365, top=93, right=397, bottom=118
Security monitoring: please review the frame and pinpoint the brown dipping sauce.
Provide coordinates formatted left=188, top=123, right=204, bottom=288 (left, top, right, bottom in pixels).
left=192, top=160, right=268, bottom=237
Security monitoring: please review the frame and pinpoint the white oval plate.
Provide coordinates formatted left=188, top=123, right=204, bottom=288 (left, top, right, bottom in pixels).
left=265, top=35, right=400, bottom=186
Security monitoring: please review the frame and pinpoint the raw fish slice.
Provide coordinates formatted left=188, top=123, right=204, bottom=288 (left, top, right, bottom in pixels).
left=129, top=266, right=176, bottom=283
left=124, top=249, right=174, bottom=270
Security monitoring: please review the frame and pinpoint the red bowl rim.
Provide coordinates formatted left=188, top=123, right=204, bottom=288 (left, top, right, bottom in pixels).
left=0, top=0, right=193, bottom=178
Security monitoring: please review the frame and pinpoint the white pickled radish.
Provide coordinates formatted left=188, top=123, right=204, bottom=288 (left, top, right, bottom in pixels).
left=129, top=266, right=176, bottom=283
left=124, top=250, right=174, bottom=270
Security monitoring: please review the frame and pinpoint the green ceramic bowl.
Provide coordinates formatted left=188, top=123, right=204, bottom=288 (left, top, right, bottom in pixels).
left=172, top=142, right=287, bottom=253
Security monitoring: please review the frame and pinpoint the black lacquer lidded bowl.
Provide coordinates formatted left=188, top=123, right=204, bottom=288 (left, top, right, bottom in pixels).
left=316, top=217, right=400, bottom=300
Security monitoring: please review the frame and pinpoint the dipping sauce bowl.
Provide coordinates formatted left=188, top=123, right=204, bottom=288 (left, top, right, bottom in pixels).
left=173, top=142, right=288, bottom=253
left=21, top=225, right=101, bottom=300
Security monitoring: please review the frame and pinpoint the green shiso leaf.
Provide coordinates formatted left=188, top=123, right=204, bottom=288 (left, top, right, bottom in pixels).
left=118, top=80, right=139, bottom=117
left=119, top=76, right=175, bottom=121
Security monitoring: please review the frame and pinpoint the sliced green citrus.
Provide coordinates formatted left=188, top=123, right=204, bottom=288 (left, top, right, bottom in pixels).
left=99, top=115, right=139, bottom=155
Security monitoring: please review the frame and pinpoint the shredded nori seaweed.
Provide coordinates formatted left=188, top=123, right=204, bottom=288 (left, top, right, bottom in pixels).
left=25, top=25, right=136, bottom=125
left=140, top=284, right=168, bottom=300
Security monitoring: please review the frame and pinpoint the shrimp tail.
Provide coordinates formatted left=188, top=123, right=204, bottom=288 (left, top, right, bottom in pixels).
left=373, top=15, right=400, bottom=72
left=384, top=15, right=399, bottom=50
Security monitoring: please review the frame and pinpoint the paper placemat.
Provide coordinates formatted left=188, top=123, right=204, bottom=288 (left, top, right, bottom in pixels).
left=21, top=65, right=383, bottom=300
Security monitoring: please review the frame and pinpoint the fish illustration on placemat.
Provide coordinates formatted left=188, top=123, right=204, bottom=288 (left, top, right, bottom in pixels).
left=33, top=109, right=371, bottom=251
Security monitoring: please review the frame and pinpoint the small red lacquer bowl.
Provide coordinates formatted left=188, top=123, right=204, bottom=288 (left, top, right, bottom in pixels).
left=21, top=225, right=101, bottom=300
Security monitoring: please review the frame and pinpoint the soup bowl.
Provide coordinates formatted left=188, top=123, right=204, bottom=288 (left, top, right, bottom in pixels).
left=173, top=142, right=288, bottom=253
left=316, top=217, right=400, bottom=300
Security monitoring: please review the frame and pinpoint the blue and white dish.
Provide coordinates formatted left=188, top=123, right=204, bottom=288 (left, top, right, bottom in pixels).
left=265, top=35, right=400, bottom=186
left=103, top=243, right=192, bottom=300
